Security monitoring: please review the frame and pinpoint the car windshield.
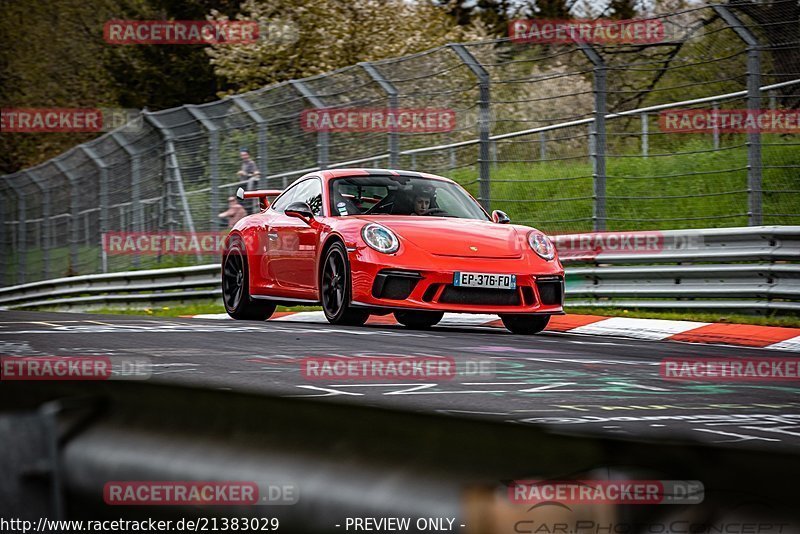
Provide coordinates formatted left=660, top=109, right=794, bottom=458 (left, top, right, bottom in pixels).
left=329, top=175, right=489, bottom=220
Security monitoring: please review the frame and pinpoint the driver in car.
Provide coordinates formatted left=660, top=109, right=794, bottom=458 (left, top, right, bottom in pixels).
left=412, top=191, right=432, bottom=216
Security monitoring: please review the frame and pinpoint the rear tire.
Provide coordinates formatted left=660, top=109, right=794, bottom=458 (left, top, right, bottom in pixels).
left=222, top=237, right=276, bottom=321
left=321, top=242, right=369, bottom=326
left=500, top=314, right=550, bottom=335
left=394, top=310, right=444, bottom=329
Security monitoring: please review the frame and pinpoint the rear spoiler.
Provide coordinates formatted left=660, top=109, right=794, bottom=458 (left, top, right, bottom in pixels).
left=236, top=187, right=282, bottom=210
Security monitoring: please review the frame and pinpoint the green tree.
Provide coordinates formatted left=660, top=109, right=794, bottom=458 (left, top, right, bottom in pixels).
left=206, top=0, right=489, bottom=92
left=607, top=0, right=639, bottom=19
left=0, top=0, right=240, bottom=174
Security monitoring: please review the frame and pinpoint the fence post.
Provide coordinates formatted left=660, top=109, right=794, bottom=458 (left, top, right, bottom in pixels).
left=111, top=132, right=144, bottom=233
left=290, top=80, right=329, bottom=170
left=360, top=62, right=399, bottom=168
left=79, top=145, right=110, bottom=273
left=142, top=112, right=200, bottom=261
left=712, top=101, right=720, bottom=150
left=185, top=105, right=222, bottom=228
left=231, top=96, right=269, bottom=188
left=713, top=5, right=762, bottom=226
left=449, top=44, right=491, bottom=211
left=53, top=160, right=80, bottom=275
left=578, top=42, right=607, bottom=231
left=539, top=131, right=547, bottom=161
left=5, top=177, right=26, bottom=284
left=24, top=170, right=51, bottom=280
left=641, top=112, right=649, bottom=158
left=0, top=188, right=6, bottom=285
left=110, top=132, right=143, bottom=267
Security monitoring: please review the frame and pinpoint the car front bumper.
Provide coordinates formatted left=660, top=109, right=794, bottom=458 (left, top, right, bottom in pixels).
left=348, top=247, right=565, bottom=315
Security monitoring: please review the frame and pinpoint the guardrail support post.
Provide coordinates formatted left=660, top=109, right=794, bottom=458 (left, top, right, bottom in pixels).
left=231, top=96, right=269, bottom=189
left=185, top=105, right=222, bottom=229
left=79, top=145, right=110, bottom=273
left=714, top=5, right=762, bottom=226
left=25, top=170, right=51, bottom=280
left=578, top=42, right=607, bottom=231
left=360, top=62, right=399, bottom=168
left=290, top=80, right=329, bottom=171
left=449, top=44, right=491, bottom=211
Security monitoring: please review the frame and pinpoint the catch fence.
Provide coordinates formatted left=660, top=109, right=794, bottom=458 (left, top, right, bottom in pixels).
left=2, top=1, right=798, bottom=285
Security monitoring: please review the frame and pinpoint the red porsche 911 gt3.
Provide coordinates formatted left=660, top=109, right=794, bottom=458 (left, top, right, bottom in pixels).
left=222, top=169, right=564, bottom=334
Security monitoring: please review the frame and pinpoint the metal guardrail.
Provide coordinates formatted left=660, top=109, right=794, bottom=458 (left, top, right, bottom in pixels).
left=1, top=226, right=798, bottom=312
left=564, top=226, right=800, bottom=312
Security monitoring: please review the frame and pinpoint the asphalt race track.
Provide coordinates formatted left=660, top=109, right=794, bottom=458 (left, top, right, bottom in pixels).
left=2, top=310, right=799, bottom=450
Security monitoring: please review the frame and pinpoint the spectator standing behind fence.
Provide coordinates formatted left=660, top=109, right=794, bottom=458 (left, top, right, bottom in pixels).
left=218, top=196, right=247, bottom=228
left=237, top=148, right=261, bottom=190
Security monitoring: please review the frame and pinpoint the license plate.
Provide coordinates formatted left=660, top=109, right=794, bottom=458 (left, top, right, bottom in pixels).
left=454, top=272, right=516, bottom=290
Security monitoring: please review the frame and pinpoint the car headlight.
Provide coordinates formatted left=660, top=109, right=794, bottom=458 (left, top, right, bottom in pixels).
left=362, top=223, right=399, bottom=254
left=528, top=231, right=555, bottom=260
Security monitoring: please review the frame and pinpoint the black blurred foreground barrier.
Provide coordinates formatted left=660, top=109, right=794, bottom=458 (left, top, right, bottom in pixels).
left=1, top=380, right=799, bottom=533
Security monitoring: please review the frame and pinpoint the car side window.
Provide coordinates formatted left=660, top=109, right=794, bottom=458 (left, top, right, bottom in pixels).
left=270, top=183, right=300, bottom=213
left=298, top=179, right=323, bottom=216
left=271, top=178, right=323, bottom=215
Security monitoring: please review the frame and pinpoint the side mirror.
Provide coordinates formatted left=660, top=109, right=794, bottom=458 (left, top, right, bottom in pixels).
left=285, top=201, right=314, bottom=223
left=236, top=187, right=245, bottom=201
left=492, top=210, right=510, bottom=224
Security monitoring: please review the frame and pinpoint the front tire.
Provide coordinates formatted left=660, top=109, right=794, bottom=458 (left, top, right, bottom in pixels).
left=320, top=242, right=369, bottom=326
left=222, top=237, right=276, bottom=321
left=394, top=310, right=444, bottom=329
left=500, top=314, right=550, bottom=335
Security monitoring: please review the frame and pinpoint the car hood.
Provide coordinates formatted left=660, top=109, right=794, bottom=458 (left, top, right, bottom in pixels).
left=356, top=216, right=524, bottom=258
